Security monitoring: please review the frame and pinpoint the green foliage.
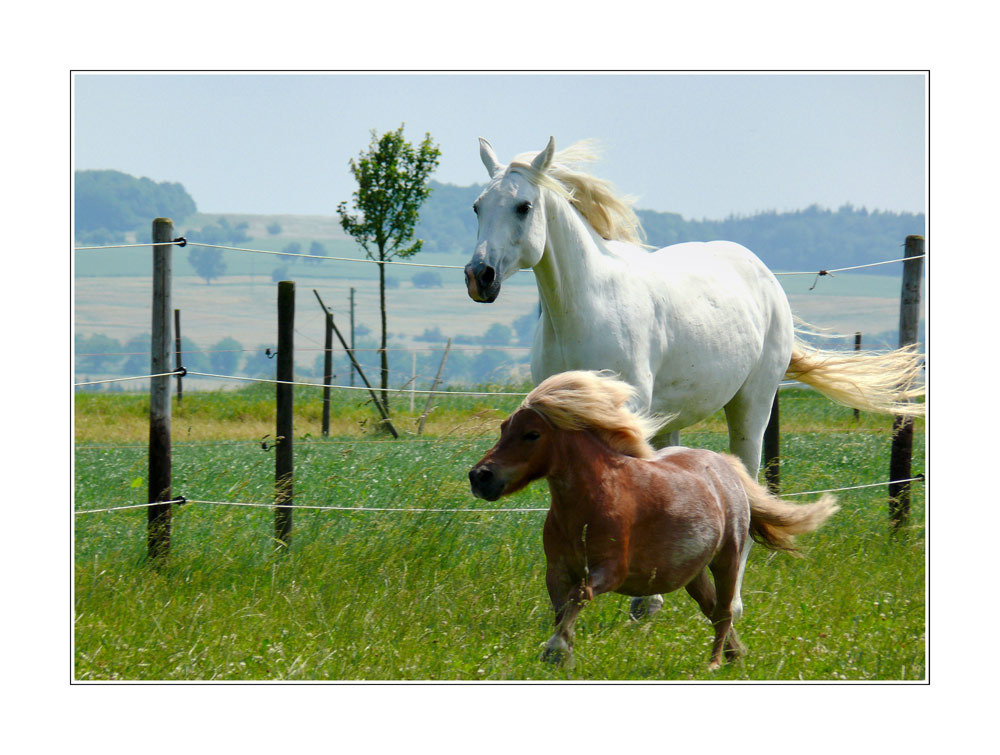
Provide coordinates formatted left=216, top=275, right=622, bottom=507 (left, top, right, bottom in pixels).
left=267, top=221, right=283, bottom=235
left=245, top=344, right=277, bottom=379
left=120, top=333, right=151, bottom=375
left=75, top=170, right=197, bottom=235
left=76, top=333, right=125, bottom=373
left=305, top=241, right=327, bottom=266
left=177, top=337, right=210, bottom=374
left=184, top=217, right=250, bottom=246
left=638, top=203, right=925, bottom=276
left=337, top=125, right=441, bottom=410
left=512, top=308, right=539, bottom=346
left=336, top=125, right=441, bottom=262
left=187, top=247, right=227, bottom=285
left=483, top=323, right=512, bottom=346
left=208, top=337, right=243, bottom=376
left=411, top=271, right=442, bottom=289
left=413, top=180, right=483, bottom=255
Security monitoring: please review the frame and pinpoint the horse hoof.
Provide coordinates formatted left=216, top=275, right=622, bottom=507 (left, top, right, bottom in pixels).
left=725, top=643, right=747, bottom=662
left=629, top=594, right=664, bottom=621
left=708, top=660, right=722, bottom=672
left=541, top=645, right=573, bottom=666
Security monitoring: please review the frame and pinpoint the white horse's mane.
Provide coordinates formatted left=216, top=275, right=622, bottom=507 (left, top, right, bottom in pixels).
left=521, top=371, right=669, bottom=459
left=508, top=140, right=646, bottom=246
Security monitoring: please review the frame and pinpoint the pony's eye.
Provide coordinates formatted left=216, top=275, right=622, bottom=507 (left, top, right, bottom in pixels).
left=522, top=430, right=541, bottom=442
left=516, top=201, right=532, bottom=216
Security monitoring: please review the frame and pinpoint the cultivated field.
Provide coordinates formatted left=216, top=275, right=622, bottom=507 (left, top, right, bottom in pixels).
left=74, top=386, right=926, bottom=681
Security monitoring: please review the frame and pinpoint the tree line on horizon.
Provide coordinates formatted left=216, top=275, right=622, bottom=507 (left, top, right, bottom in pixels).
left=75, top=170, right=924, bottom=278
left=414, top=180, right=925, bottom=275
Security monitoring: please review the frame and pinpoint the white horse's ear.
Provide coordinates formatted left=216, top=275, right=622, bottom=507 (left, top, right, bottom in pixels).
left=530, top=136, right=556, bottom=173
left=479, top=137, right=502, bottom=178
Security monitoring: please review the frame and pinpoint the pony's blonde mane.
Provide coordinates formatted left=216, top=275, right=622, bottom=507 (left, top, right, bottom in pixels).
left=509, top=140, right=646, bottom=245
left=521, top=371, right=669, bottom=459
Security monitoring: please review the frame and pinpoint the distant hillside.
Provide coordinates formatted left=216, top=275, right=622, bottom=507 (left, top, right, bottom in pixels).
left=416, top=180, right=925, bottom=275
left=75, top=170, right=197, bottom=245
left=74, top=171, right=925, bottom=277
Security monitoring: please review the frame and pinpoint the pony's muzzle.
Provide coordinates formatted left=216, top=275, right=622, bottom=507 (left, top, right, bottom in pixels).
left=469, top=463, right=505, bottom=500
left=464, top=261, right=500, bottom=303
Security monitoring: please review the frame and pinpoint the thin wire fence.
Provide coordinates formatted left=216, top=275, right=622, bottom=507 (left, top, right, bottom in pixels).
left=74, top=237, right=926, bottom=530
left=73, top=475, right=926, bottom=516
left=74, top=237, right=923, bottom=279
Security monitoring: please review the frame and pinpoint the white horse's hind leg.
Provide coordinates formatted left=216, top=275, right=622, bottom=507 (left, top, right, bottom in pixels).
left=723, top=369, right=784, bottom=476
left=731, top=535, right=752, bottom=621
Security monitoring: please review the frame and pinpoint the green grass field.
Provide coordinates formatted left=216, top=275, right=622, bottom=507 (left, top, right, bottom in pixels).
left=74, top=386, right=925, bottom=681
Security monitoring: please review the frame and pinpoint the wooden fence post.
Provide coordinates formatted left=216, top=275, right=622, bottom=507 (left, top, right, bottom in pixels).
left=174, top=309, right=184, bottom=404
left=763, top=389, right=780, bottom=493
left=853, top=332, right=861, bottom=420
left=889, top=235, right=925, bottom=528
left=410, top=351, right=417, bottom=413
left=275, top=281, right=295, bottom=549
left=147, top=218, right=174, bottom=560
left=349, top=287, right=356, bottom=387
left=315, top=289, right=398, bottom=438
left=321, top=307, right=333, bottom=438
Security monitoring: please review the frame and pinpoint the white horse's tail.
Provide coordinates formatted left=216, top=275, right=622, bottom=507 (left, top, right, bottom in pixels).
left=785, top=336, right=925, bottom=417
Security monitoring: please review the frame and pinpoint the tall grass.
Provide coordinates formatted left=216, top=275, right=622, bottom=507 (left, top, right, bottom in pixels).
left=74, top=387, right=924, bottom=680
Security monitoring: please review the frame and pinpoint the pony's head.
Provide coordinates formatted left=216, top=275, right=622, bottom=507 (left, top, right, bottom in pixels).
left=468, top=371, right=669, bottom=500
left=464, top=137, right=644, bottom=303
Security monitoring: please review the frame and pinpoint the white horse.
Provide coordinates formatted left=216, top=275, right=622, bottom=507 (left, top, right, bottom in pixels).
left=464, top=136, right=923, bottom=482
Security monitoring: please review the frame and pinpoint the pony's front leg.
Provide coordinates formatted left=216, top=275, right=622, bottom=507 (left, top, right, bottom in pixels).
left=542, top=563, right=624, bottom=665
left=542, top=580, right=590, bottom=666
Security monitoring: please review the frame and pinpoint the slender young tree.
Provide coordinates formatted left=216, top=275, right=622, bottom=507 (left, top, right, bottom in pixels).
left=337, top=125, right=440, bottom=412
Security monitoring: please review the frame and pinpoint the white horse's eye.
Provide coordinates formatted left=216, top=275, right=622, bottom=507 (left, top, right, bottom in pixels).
left=516, top=201, right=532, bottom=216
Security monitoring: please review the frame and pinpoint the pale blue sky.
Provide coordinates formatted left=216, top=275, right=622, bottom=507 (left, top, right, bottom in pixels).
left=73, top=72, right=925, bottom=220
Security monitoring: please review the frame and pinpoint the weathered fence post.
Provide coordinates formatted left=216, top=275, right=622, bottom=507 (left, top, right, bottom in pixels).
left=349, top=287, right=356, bottom=387
left=763, top=389, right=780, bottom=493
left=321, top=305, right=333, bottom=438
left=853, top=332, right=861, bottom=420
left=889, top=235, right=925, bottom=528
left=410, top=351, right=417, bottom=413
left=275, top=281, right=295, bottom=549
left=174, top=309, right=184, bottom=404
left=147, top=218, right=174, bottom=560
left=418, top=339, right=452, bottom=435
left=315, top=289, right=398, bottom=438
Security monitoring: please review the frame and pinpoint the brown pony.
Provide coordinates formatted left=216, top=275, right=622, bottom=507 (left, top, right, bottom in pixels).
left=468, top=371, right=838, bottom=669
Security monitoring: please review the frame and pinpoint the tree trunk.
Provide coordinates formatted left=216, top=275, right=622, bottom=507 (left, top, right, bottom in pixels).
left=378, top=258, right=389, bottom=412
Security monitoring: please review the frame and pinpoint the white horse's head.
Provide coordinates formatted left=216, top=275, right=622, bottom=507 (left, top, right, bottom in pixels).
left=464, top=137, right=555, bottom=303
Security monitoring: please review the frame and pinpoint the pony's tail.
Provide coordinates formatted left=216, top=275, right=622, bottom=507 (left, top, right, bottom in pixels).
left=724, top=457, right=839, bottom=557
left=785, top=337, right=924, bottom=418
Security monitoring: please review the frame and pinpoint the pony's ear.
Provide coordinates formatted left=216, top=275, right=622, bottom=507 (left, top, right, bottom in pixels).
left=530, top=136, right=556, bottom=173
left=479, top=137, right=502, bottom=178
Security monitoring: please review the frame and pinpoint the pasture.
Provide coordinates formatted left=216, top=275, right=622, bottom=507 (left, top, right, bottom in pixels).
left=74, top=385, right=925, bottom=681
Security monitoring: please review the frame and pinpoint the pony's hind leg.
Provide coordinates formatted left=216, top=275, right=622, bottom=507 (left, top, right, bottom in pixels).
left=706, top=554, right=748, bottom=670
left=685, top=569, right=745, bottom=666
